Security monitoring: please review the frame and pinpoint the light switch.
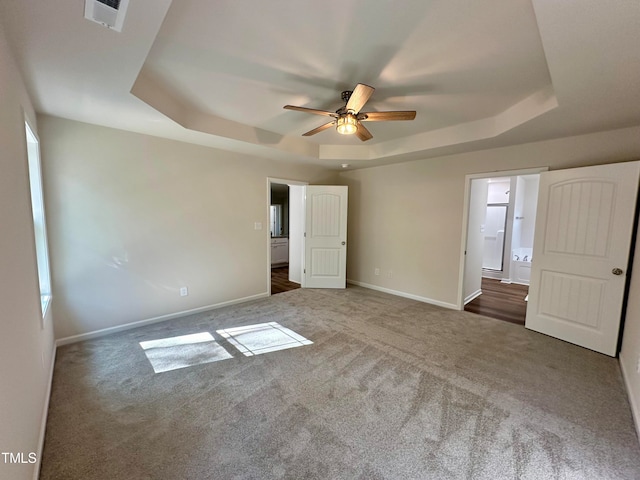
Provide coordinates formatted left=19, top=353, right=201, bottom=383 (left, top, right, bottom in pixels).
left=254, top=222, right=262, bottom=230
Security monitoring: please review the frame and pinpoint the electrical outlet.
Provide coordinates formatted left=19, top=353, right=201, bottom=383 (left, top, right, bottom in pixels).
left=374, top=268, right=380, bottom=276
left=180, top=286, right=188, bottom=297
left=388, top=270, right=393, bottom=278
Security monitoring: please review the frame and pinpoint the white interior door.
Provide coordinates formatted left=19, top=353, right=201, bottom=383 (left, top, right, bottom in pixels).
left=525, top=161, right=640, bottom=356
left=463, top=179, right=489, bottom=304
left=304, top=186, right=348, bottom=288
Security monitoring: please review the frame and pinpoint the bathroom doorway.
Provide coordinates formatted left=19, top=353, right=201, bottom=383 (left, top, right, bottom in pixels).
left=460, top=168, right=545, bottom=324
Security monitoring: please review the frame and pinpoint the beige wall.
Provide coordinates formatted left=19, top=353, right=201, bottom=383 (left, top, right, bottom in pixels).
left=0, top=24, right=56, bottom=480
left=339, top=126, right=640, bottom=307
left=39, top=116, right=337, bottom=340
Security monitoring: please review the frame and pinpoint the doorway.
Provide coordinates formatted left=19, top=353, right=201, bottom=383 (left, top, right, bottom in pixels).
left=459, top=168, right=546, bottom=323
left=460, top=162, right=640, bottom=355
left=267, top=181, right=349, bottom=294
left=270, top=183, right=300, bottom=295
left=268, top=178, right=307, bottom=295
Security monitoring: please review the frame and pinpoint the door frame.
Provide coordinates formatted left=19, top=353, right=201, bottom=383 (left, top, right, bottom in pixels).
left=456, top=167, right=548, bottom=310
left=267, top=177, right=308, bottom=296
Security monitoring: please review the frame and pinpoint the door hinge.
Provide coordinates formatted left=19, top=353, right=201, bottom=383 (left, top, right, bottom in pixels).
left=304, top=232, right=306, bottom=237
left=304, top=269, right=306, bottom=274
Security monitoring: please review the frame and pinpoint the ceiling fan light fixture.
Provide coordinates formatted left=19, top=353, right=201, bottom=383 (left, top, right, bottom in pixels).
left=336, top=114, right=358, bottom=135
left=284, top=83, right=416, bottom=141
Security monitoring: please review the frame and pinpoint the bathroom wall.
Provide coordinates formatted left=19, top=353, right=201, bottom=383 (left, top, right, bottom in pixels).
left=487, top=180, right=511, bottom=203
left=512, top=176, right=526, bottom=253
left=520, top=175, right=540, bottom=249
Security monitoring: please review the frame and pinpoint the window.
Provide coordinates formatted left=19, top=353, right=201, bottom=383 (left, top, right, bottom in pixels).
left=25, top=121, right=52, bottom=319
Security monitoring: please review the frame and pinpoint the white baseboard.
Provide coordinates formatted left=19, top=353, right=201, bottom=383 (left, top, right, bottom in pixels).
left=55, top=292, right=270, bottom=346
left=464, top=289, right=482, bottom=305
left=619, top=355, right=640, bottom=440
left=482, top=270, right=503, bottom=280
left=34, top=344, right=56, bottom=480
left=347, top=279, right=459, bottom=310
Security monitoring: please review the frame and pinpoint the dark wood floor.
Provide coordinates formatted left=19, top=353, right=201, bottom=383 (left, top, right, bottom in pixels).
left=464, top=277, right=529, bottom=325
left=271, top=266, right=301, bottom=295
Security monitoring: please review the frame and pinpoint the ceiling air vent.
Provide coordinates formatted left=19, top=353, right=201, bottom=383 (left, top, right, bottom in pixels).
left=84, top=0, right=130, bottom=32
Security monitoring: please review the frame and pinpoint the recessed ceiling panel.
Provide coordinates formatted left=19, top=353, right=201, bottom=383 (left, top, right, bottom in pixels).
left=140, top=0, right=552, bottom=145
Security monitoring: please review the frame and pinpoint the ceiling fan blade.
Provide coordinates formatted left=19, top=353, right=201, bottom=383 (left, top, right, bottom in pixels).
left=284, top=105, right=337, bottom=117
left=346, top=84, right=375, bottom=113
left=355, top=122, right=373, bottom=142
left=302, top=121, right=335, bottom=136
left=359, top=111, right=417, bottom=121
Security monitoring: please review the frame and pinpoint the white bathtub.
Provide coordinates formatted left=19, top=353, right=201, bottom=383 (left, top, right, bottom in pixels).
left=511, top=248, right=532, bottom=285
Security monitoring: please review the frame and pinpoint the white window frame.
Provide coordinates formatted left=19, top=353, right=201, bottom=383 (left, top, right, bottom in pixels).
left=25, top=119, right=52, bottom=322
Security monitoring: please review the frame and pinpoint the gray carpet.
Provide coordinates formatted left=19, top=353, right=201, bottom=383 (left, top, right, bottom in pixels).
left=40, top=286, right=640, bottom=479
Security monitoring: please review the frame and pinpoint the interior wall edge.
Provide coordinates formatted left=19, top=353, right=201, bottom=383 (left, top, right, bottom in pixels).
left=619, top=357, right=640, bottom=440
left=33, top=345, right=57, bottom=480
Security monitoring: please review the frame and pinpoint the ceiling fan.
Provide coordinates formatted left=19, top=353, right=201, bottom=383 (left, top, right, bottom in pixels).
left=283, top=83, right=416, bottom=142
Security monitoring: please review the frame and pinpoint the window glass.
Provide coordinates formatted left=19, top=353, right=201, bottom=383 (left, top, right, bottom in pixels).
left=25, top=121, right=52, bottom=319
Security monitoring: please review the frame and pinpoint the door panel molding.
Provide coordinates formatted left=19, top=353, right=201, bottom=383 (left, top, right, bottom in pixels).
left=304, top=186, right=348, bottom=289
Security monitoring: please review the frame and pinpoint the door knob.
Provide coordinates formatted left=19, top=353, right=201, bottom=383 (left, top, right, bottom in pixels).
left=612, top=267, right=624, bottom=275
left=341, top=241, right=346, bottom=245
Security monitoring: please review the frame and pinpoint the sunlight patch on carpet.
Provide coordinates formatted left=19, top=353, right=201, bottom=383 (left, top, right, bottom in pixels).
left=216, top=322, right=312, bottom=357
left=139, top=332, right=233, bottom=373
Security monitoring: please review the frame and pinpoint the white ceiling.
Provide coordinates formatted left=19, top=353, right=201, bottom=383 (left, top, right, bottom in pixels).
left=1, top=0, right=639, bottom=169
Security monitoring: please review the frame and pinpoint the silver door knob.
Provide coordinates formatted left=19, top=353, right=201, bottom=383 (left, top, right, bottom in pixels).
left=612, top=268, right=624, bottom=275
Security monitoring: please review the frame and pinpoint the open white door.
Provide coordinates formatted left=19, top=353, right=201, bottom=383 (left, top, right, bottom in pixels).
left=525, top=161, right=640, bottom=356
left=304, top=186, right=348, bottom=288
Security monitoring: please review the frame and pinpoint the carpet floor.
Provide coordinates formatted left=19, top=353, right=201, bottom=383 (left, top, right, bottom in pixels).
left=40, top=286, right=640, bottom=479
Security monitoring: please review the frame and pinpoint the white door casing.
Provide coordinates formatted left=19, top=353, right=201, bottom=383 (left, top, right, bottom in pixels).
left=288, top=185, right=305, bottom=284
left=525, top=161, right=640, bottom=356
left=304, top=186, right=348, bottom=288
